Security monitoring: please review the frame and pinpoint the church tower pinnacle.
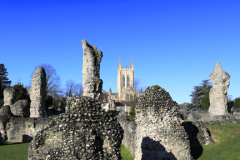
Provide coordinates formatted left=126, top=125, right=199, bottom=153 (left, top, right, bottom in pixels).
left=118, top=58, right=122, bottom=69
left=130, top=58, right=134, bottom=70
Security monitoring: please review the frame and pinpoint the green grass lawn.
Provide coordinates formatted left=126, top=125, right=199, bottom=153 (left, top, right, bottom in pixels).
left=198, top=123, right=240, bottom=160
left=0, top=123, right=239, bottom=160
left=121, top=144, right=134, bottom=160
left=0, top=142, right=133, bottom=160
left=0, top=142, right=30, bottom=160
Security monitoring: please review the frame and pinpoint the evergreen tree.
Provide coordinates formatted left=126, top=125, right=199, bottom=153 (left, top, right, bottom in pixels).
left=201, top=90, right=210, bottom=110
left=233, top=97, right=240, bottom=109
left=0, top=64, right=11, bottom=99
left=12, top=84, right=30, bottom=105
left=189, top=79, right=212, bottom=110
left=129, top=95, right=138, bottom=121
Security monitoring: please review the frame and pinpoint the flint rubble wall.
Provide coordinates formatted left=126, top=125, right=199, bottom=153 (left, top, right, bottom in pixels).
left=187, top=112, right=240, bottom=125
left=3, top=117, right=52, bottom=143
left=117, top=111, right=136, bottom=156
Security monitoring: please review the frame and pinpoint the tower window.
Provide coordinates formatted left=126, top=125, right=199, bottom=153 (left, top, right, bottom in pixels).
left=130, top=95, right=133, bottom=101
left=126, top=95, right=129, bottom=101
left=123, top=76, right=125, bottom=87
left=127, top=76, right=130, bottom=87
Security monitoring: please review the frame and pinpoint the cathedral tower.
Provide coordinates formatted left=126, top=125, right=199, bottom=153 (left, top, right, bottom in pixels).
left=117, top=59, right=137, bottom=101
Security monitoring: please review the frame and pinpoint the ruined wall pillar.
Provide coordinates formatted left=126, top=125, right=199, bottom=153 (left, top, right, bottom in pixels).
left=3, top=88, right=15, bottom=107
left=29, top=67, right=47, bottom=117
left=81, top=40, right=103, bottom=101
left=208, top=62, right=230, bottom=115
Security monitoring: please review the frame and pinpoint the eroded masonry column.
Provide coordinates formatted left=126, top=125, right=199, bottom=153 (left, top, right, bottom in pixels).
left=29, top=67, right=47, bottom=117
left=208, top=62, right=230, bottom=115
left=81, top=40, right=103, bottom=101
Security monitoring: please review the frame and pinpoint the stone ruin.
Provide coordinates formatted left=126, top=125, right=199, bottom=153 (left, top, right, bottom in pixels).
left=117, top=111, right=136, bottom=156
left=28, top=40, right=124, bottom=159
left=187, top=62, right=240, bottom=124
left=28, top=95, right=123, bottom=160
left=2, top=67, right=47, bottom=118
left=108, top=87, right=116, bottom=111
left=117, top=85, right=213, bottom=160
left=208, top=62, right=230, bottom=115
left=3, top=88, right=30, bottom=118
left=11, top=100, right=30, bottom=117
left=28, top=67, right=47, bottom=117
left=0, top=105, right=13, bottom=142
left=134, top=85, right=192, bottom=160
left=82, top=39, right=103, bottom=101
left=0, top=67, right=50, bottom=144
left=0, top=104, right=51, bottom=143
left=3, top=87, right=15, bottom=107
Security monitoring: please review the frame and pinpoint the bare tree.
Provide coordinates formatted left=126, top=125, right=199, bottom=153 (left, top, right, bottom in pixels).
left=75, top=83, right=83, bottom=96
left=31, top=64, right=62, bottom=97
left=64, top=79, right=78, bottom=97
left=134, top=78, right=141, bottom=92
left=134, top=78, right=147, bottom=93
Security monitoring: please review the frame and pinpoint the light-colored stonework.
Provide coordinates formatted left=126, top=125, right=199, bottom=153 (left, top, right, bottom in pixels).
left=117, top=111, right=136, bottom=156
left=11, top=100, right=30, bottom=117
left=3, top=88, right=15, bottom=107
left=108, top=87, right=116, bottom=110
left=29, top=67, right=47, bottom=117
left=0, top=105, right=13, bottom=142
left=134, top=85, right=193, bottom=160
left=82, top=40, right=103, bottom=101
left=6, top=117, right=52, bottom=143
left=117, top=59, right=139, bottom=101
left=208, top=62, right=230, bottom=115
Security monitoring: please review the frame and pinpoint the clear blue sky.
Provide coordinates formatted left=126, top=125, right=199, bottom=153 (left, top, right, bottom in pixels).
left=1, top=0, right=240, bottom=104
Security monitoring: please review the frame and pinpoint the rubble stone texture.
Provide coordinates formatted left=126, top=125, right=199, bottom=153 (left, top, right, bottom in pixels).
left=117, top=111, right=136, bottom=156
left=3, top=88, right=15, bottom=107
left=208, top=62, right=230, bottom=115
left=28, top=95, right=123, bottom=160
left=182, top=121, right=213, bottom=149
left=0, top=105, right=13, bottom=143
left=108, top=88, right=116, bottom=111
left=82, top=40, right=103, bottom=101
left=11, top=100, right=30, bottom=117
left=187, top=112, right=240, bottom=126
left=134, top=85, right=193, bottom=160
left=29, top=67, right=47, bottom=117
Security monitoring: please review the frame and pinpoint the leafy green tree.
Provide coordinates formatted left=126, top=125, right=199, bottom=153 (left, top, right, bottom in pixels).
left=129, top=95, right=138, bottom=121
left=201, top=90, right=210, bottom=110
left=189, top=79, right=212, bottom=110
left=0, top=64, right=11, bottom=99
left=11, top=83, right=31, bottom=106
left=233, top=97, right=240, bottom=109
